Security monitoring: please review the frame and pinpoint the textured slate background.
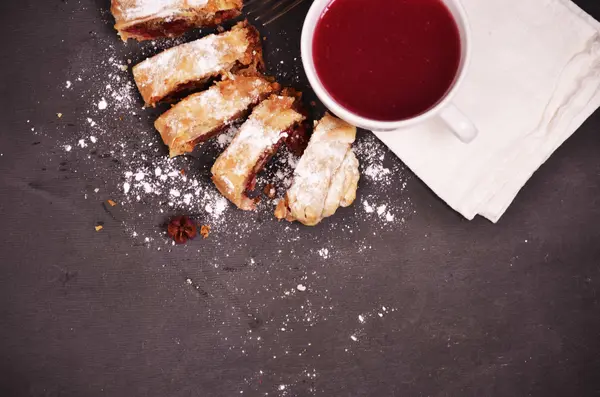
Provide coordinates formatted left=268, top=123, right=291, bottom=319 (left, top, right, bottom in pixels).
left=0, top=1, right=599, bottom=396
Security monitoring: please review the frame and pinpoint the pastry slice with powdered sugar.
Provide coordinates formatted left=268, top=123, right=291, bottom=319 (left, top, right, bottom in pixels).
left=111, top=0, right=242, bottom=42
left=155, top=73, right=280, bottom=158
left=132, top=21, right=263, bottom=106
left=212, top=93, right=307, bottom=211
left=275, top=114, right=360, bottom=226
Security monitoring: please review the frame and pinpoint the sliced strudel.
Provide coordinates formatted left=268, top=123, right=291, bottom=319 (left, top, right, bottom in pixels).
left=212, top=94, right=306, bottom=211
left=275, top=114, right=360, bottom=226
left=111, top=0, right=243, bottom=42
left=133, top=21, right=263, bottom=106
left=155, top=74, right=280, bottom=157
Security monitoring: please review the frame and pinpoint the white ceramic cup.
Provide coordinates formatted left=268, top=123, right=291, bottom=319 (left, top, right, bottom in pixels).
left=301, top=0, right=478, bottom=143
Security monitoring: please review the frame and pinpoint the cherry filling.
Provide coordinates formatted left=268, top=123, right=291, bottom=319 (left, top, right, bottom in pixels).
left=124, top=10, right=240, bottom=39
left=284, top=122, right=310, bottom=157
left=161, top=79, right=214, bottom=104
left=171, top=90, right=277, bottom=155
left=245, top=141, right=283, bottom=193
left=125, top=19, right=191, bottom=40
left=244, top=123, right=310, bottom=194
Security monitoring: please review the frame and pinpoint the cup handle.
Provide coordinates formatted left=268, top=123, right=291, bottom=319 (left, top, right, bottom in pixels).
left=439, top=103, right=478, bottom=143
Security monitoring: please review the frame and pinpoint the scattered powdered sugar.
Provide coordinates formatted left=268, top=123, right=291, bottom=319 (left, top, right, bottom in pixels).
left=118, top=152, right=233, bottom=226
left=49, top=31, right=258, bottom=247
left=355, top=135, right=397, bottom=186
left=51, top=24, right=412, bottom=248
left=345, top=306, right=397, bottom=350
left=354, top=133, right=413, bottom=225
left=364, top=161, right=391, bottom=182
left=98, top=98, right=108, bottom=110
left=40, top=13, right=417, bottom=396
left=317, top=248, right=330, bottom=259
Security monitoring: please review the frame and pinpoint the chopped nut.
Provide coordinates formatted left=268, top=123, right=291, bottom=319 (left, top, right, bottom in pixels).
left=57, top=113, right=63, bottom=118
left=274, top=199, right=293, bottom=222
left=167, top=216, right=197, bottom=244
left=200, top=225, right=211, bottom=239
left=107, top=199, right=117, bottom=207
left=95, top=225, right=103, bottom=232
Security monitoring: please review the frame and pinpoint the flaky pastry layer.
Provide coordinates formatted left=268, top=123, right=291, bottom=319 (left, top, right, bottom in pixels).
left=111, top=0, right=243, bottom=41
left=155, top=74, right=280, bottom=157
left=133, top=21, right=264, bottom=106
left=275, top=113, right=360, bottom=226
left=212, top=94, right=306, bottom=211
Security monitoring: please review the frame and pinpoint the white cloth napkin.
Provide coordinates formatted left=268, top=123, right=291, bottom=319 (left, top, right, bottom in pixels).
left=374, top=0, right=600, bottom=222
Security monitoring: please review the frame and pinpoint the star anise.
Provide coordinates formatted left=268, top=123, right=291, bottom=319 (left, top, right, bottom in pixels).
left=167, top=216, right=197, bottom=244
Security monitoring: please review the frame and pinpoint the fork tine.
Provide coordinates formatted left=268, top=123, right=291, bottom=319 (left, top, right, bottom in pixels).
left=244, top=0, right=268, bottom=14
left=244, top=0, right=265, bottom=8
left=254, top=0, right=290, bottom=21
left=262, top=0, right=306, bottom=25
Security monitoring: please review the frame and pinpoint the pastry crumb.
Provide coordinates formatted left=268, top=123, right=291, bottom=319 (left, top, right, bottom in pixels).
left=264, top=184, right=276, bottom=199
left=95, top=225, right=103, bottom=232
left=107, top=199, right=117, bottom=207
left=200, top=225, right=211, bottom=239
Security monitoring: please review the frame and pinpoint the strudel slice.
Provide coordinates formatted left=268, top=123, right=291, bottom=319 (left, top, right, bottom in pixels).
left=212, top=94, right=306, bottom=210
left=275, top=114, right=360, bottom=226
left=133, top=21, right=263, bottom=106
left=111, top=0, right=243, bottom=42
left=155, top=74, right=280, bottom=157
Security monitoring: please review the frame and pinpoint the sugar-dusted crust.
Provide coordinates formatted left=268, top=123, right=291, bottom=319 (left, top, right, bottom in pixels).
left=132, top=21, right=264, bottom=106
left=212, top=94, right=306, bottom=211
left=275, top=113, right=360, bottom=226
left=111, top=0, right=243, bottom=42
left=155, top=74, right=280, bottom=158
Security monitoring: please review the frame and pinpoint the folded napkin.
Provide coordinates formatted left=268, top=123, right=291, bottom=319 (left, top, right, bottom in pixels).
left=374, top=0, right=600, bottom=222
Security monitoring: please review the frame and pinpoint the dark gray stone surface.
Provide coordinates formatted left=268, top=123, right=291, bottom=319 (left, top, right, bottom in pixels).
left=0, top=1, right=599, bottom=396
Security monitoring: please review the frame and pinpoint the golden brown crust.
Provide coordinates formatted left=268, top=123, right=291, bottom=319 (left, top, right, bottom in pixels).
left=111, top=0, right=243, bottom=41
left=235, top=22, right=265, bottom=74
left=274, top=197, right=295, bottom=222
left=211, top=94, right=306, bottom=211
left=132, top=21, right=264, bottom=106
left=154, top=74, right=280, bottom=158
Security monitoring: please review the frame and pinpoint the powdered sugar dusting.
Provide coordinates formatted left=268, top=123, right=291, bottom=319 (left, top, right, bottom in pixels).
left=119, top=0, right=210, bottom=21
left=212, top=96, right=303, bottom=201
left=354, top=133, right=413, bottom=226
left=38, top=12, right=417, bottom=396
left=133, top=25, right=253, bottom=104
left=285, top=115, right=359, bottom=225
left=157, top=75, right=277, bottom=156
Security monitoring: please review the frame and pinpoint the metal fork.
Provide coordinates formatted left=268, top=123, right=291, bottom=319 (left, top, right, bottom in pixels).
left=245, top=0, right=308, bottom=26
